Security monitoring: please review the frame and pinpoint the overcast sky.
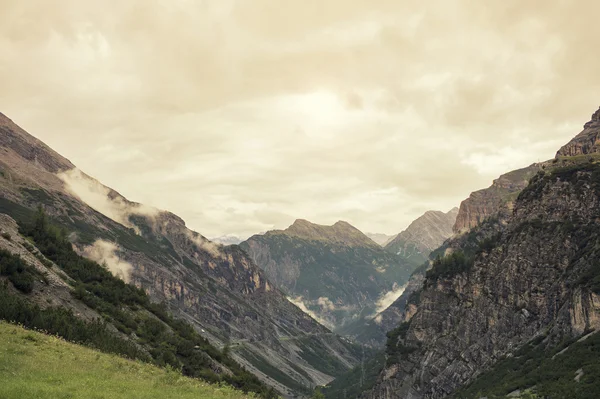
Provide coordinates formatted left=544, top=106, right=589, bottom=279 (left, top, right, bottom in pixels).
left=1, top=0, right=599, bottom=238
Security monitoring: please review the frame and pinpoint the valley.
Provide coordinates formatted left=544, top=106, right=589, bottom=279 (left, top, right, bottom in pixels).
left=2, top=107, right=600, bottom=399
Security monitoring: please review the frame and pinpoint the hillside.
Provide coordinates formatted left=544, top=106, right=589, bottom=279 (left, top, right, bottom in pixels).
left=384, top=208, right=459, bottom=267
left=0, top=111, right=362, bottom=396
left=364, top=107, right=600, bottom=399
left=0, top=322, right=252, bottom=399
left=240, top=220, right=415, bottom=330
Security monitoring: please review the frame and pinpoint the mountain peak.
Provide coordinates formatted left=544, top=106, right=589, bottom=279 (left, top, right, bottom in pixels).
left=556, top=106, right=600, bottom=157
left=278, top=219, right=377, bottom=247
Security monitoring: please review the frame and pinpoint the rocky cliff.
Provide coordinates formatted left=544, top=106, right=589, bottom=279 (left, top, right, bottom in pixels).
left=364, top=107, right=600, bottom=399
left=240, top=220, right=415, bottom=330
left=452, top=164, right=541, bottom=234
left=0, top=112, right=362, bottom=397
left=556, top=106, right=600, bottom=156
left=385, top=209, right=459, bottom=267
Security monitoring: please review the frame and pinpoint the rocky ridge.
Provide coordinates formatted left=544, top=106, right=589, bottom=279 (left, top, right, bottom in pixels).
left=364, top=107, right=600, bottom=399
left=385, top=208, right=459, bottom=266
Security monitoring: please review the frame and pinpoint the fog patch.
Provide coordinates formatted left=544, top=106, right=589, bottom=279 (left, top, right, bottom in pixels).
left=287, top=296, right=335, bottom=330
left=187, top=230, right=224, bottom=259
left=58, top=168, right=159, bottom=232
left=82, top=240, right=133, bottom=283
left=374, top=314, right=383, bottom=325
left=317, top=297, right=337, bottom=311
left=375, top=283, right=407, bottom=314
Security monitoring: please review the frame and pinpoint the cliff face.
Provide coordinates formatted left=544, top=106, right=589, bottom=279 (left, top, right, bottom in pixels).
left=385, top=209, right=459, bottom=266
left=241, top=220, right=415, bottom=330
left=452, top=164, right=541, bottom=234
left=556, top=106, right=600, bottom=156
left=365, top=109, right=600, bottom=399
left=0, top=112, right=362, bottom=396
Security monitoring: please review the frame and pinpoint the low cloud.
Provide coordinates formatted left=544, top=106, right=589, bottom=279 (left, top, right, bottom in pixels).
left=317, top=296, right=337, bottom=311
left=186, top=230, right=224, bottom=259
left=374, top=283, right=407, bottom=314
left=82, top=239, right=133, bottom=282
left=287, top=296, right=335, bottom=330
left=58, top=168, right=160, bottom=232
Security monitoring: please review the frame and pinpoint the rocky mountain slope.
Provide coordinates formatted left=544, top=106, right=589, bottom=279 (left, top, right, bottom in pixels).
left=0, top=112, right=362, bottom=397
left=240, top=220, right=415, bottom=330
left=452, top=165, right=541, bottom=234
left=384, top=209, right=459, bottom=267
left=364, top=107, right=600, bottom=398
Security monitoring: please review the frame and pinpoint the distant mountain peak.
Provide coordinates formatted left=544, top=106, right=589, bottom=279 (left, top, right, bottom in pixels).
left=384, top=208, right=459, bottom=265
left=274, top=219, right=377, bottom=247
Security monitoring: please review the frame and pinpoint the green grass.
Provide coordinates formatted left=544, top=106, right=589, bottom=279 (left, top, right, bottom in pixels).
left=0, top=322, right=255, bottom=399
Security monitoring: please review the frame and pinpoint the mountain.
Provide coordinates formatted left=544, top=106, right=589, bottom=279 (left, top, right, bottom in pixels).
left=240, top=220, right=416, bottom=330
left=556, top=106, right=600, bottom=156
left=210, top=235, right=246, bottom=246
left=364, top=107, right=600, bottom=398
left=452, top=165, right=542, bottom=234
left=366, top=233, right=396, bottom=247
left=0, top=112, right=363, bottom=397
left=384, top=208, right=459, bottom=267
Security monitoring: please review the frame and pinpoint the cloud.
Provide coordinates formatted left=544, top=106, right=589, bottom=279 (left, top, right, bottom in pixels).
left=287, top=296, right=335, bottom=330
left=374, top=283, right=407, bottom=314
left=186, top=230, right=224, bottom=259
left=82, top=239, right=133, bottom=282
left=2, top=0, right=599, bottom=238
left=317, top=297, right=337, bottom=311
left=57, top=168, right=159, bottom=232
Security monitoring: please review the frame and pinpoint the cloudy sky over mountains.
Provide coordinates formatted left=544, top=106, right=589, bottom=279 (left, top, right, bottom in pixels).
left=1, top=0, right=599, bottom=236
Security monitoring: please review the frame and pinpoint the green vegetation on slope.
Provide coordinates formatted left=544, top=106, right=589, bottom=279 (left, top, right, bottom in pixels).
left=452, top=331, right=600, bottom=399
left=0, top=322, right=253, bottom=399
left=2, top=207, right=276, bottom=398
left=0, top=248, right=42, bottom=293
left=323, top=351, right=385, bottom=399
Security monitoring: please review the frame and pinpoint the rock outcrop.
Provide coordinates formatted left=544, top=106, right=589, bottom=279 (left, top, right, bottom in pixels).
left=556, top=106, right=600, bottom=157
left=452, top=164, right=541, bottom=234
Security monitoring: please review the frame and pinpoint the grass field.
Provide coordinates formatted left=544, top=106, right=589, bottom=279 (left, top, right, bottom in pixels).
left=0, top=321, right=254, bottom=399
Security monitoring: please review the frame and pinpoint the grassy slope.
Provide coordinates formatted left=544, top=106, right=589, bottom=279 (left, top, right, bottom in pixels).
left=0, top=322, right=253, bottom=399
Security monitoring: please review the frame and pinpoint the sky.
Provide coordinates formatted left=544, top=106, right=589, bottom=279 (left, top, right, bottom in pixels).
left=1, top=0, right=599, bottom=238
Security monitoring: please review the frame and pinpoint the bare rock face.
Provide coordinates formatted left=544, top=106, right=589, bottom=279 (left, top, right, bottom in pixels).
left=366, top=165, right=600, bottom=399
left=385, top=208, right=459, bottom=265
left=556, top=106, right=600, bottom=157
left=452, top=164, right=541, bottom=234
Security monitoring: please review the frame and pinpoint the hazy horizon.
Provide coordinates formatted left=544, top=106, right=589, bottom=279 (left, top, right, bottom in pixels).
left=1, top=0, right=599, bottom=237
